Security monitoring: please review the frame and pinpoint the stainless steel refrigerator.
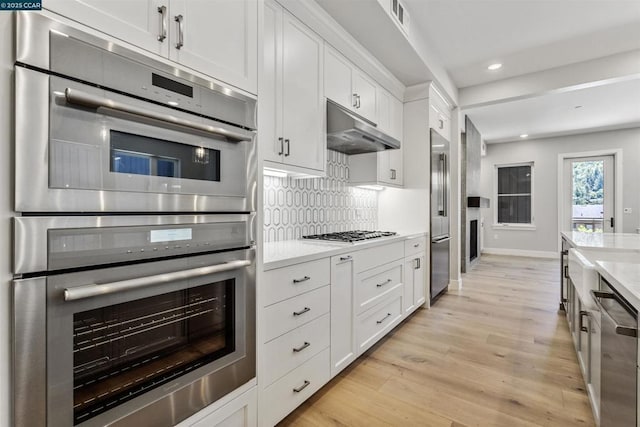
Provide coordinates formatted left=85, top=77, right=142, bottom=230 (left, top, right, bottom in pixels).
left=430, top=129, right=450, bottom=303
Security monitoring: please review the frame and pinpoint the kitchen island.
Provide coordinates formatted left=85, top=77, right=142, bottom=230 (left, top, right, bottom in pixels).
left=560, top=231, right=640, bottom=426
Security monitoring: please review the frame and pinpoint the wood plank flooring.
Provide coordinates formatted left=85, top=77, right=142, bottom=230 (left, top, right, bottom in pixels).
left=279, top=255, right=595, bottom=427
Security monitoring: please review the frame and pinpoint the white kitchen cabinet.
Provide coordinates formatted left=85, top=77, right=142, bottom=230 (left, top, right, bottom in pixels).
left=262, top=0, right=325, bottom=174
left=355, top=286, right=403, bottom=355
left=376, top=87, right=403, bottom=141
left=44, top=0, right=169, bottom=57
left=349, top=149, right=403, bottom=187
left=404, top=252, right=426, bottom=314
left=261, top=349, right=330, bottom=427
left=330, top=253, right=356, bottom=377
left=169, top=0, right=258, bottom=94
left=429, top=86, right=451, bottom=141
left=355, top=260, right=403, bottom=315
left=189, top=386, right=257, bottom=427
left=45, top=0, right=258, bottom=94
left=324, top=45, right=377, bottom=124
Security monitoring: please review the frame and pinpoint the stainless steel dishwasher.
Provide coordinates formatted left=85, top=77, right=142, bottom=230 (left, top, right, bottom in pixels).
left=592, top=278, right=638, bottom=427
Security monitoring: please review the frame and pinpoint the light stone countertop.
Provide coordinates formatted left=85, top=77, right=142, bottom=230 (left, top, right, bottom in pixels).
left=263, top=231, right=428, bottom=270
left=561, top=231, right=640, bottom=252
left=595, top=261, right=640, bottom=309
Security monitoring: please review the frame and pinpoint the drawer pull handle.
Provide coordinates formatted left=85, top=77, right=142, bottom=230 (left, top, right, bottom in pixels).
left=376, top=313, right=392, bottom=324
left=293, top=380, right=310, bottom=393
left=293, top=276, right=311, bottom=283
left=413, top=243, right=420, bottom=247
left=293, top=342, right=310, bottom=353
left=293, top=307, right=311, bottom=316
left=340, top=256, right=352, bottom=261
left=376, top=279, right=392, bottom=288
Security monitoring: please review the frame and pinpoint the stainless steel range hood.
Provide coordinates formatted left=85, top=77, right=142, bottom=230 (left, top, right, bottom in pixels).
left=326, top=100, right=400, bottom=155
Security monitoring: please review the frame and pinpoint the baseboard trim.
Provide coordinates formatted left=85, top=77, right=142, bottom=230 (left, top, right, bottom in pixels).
left=481, top=248, right=558, bottom=259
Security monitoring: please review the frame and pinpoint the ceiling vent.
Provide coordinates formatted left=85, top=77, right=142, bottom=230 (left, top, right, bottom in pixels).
left=390, top=0, right=410, bottom=36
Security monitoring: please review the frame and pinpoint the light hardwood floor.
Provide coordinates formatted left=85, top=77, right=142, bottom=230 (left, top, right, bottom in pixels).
left=279, top=255, right=595, bottom=426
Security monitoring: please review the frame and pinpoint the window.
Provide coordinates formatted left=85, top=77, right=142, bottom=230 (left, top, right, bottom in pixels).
left=495, top=163, right=533, bottom=225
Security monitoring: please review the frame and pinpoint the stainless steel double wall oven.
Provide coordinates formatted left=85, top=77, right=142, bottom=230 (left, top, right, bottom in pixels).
left=13, top=13, right=257, bottom=427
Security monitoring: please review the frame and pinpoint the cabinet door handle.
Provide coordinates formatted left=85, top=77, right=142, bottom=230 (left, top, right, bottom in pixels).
left=352, top=93, right=358, bottom=108
left=157, top=6, right=168, bottom=42
left=390, top=169, right=397, bottom=180
left=438, top=118, right=444, bottom=129
left=564, top=265, right=569, bottom=279
left=293, top=342, right=310, bottom=353
left=293, top=380, right=310, bottom=393
left=376, top=278, right=392, bottom=288
left=376, top=312, right=392, bottom=324
left=579, top=310, right=589, bottom=333
left=277, top=137, right=284, bottom=155
left=174, top=14, right=184, bottom=49
left=339, top=255, right=352, bottom=262
left=293, top=307, right=311, bottom=316
left=293, top=276, right=310, bottom=283
left=357, top=94, right=361, bottom=109
left=414, top=258, right=421, bottom=269
left=284, top=139, right=290, bottom=157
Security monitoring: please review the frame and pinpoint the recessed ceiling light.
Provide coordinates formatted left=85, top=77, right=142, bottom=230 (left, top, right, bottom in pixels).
left=488, top=63, right=502, bottom=71
left=520, top=134, right=529, bottom=138
left=167, top=101, right=179, bottom=106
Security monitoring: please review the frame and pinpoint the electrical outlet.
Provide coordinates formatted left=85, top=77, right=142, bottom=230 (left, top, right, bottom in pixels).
left=624, top=207, right=633, bottom=214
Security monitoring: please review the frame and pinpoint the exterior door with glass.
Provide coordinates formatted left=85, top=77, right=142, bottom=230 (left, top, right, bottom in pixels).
left=562, top=156, right=615, bottom=233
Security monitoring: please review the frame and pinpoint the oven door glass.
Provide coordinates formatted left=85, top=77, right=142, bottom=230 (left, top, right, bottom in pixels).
left=73, top=279, right=235, bottom=425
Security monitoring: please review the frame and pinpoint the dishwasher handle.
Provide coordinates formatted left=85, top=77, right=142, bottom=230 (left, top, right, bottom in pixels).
left=591, top=290, right=638, bottom=337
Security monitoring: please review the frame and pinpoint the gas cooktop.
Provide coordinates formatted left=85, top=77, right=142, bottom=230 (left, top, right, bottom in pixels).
left=302, top=230, right=397, bottom=243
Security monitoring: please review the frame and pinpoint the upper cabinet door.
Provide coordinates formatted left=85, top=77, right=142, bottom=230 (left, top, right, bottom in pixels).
left=44, top=0, right=170, bottom=57
left=324, top=46, right=354, bottom=111
left=376, top=88, right=391, bottom=134
left=352, top=71, right=377, bottom=123
left=261, top=0, right=284, bottom=164
left=169, top=0, right=258, bottom=94
left=281, top=12, right=325, bottom=171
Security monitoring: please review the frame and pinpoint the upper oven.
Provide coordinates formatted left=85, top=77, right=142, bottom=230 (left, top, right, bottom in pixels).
left=15, top=12, right=256, bottom=213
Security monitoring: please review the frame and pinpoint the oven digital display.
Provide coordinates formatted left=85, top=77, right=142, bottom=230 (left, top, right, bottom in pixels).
left=150, top=228, right=193, bottom=242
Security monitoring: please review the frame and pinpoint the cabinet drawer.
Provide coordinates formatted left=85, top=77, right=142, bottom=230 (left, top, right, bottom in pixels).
left=405, top=236, right=427, bottom=257
left=263, top=286, right=330, bottom=343
left=263, top=258, right=330, bottom=306
left=356, top=288, right=403, bottom=355
left=356, top=261, right=403, bottom=314
left=262, top=348, right=330, bottom=427
left=353, top=241, right=404, bottom=273
left=262, top=313, right=330, bottom=386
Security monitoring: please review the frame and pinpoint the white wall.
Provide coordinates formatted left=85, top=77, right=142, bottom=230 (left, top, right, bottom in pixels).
left=0, top=12, right=13, bottom=427
left=481, top=127, right=640, bottom=254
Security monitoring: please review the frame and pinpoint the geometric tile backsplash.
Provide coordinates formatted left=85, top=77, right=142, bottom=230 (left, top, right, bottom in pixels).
left=263, top=150, right=378, bottom=242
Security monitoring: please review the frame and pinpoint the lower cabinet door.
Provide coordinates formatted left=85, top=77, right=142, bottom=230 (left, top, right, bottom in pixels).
left=330, top=253, right=356, bottom=378
left=356, top=286, right=403, bottom=355
left=188, top=386, right=257, bottom=427
left=261, top=348, right=330, bottom=427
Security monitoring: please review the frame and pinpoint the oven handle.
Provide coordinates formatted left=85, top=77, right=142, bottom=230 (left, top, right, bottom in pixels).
left=64, top=259, right=252, bottom=301
left=63, top=88, right=253, bottom=142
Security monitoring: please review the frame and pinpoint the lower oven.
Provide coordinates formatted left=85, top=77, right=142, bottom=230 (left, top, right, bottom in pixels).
left=13, top=215, right=255, bottom=427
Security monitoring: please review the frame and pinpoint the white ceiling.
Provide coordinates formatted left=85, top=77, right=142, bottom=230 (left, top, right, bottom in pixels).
left=403, top=0, right=640, bottom=88
left=315, top=0, right=640, bottom=142
left=465, top=77, right=640, bottom=143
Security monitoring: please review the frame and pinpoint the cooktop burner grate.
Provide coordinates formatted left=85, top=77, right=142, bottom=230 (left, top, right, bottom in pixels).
left=302, top=230, right=397, bottom=243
